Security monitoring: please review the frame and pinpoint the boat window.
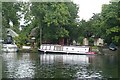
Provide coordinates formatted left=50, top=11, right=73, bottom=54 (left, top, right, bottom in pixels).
left=72, top=48, right=74, bottom=50
left=49, top=46, right=51, bottom=50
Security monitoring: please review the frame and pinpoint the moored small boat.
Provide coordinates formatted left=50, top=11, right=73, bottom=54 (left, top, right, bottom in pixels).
left=2, top=43, right=18, bottom=52
left=109, top=43, right=117, bottom=51
left=2, top=34, right=18, bottom=52
left=38, top=44, right=96, bottom=55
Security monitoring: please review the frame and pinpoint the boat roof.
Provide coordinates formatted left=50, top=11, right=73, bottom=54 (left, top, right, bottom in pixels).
left=41, top=44, right=90, bottom=48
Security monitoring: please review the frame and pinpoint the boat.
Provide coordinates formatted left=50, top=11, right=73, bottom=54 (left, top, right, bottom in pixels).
left=38, top=44, right=96, bottom=55
left=2, top=43, right=18, bottom=52
left=2, top=34, right=18, bottom=52
left=109, top=43, right=117, bottom=51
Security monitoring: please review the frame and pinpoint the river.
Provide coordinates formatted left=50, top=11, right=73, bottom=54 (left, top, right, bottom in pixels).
left=1, top=51, right=119, bottom=79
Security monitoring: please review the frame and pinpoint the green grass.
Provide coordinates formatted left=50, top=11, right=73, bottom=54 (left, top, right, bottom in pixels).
left=91, top=46, right=98, bottom=49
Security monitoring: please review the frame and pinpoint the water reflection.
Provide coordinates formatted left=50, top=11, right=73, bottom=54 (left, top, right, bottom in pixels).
left=2, top=53, right=35, bottom=78
left=2, top=53, right=118, bottom=79
left=39, top=54, right=103, bottom=79
left=40, top=54, right=89, bottom=65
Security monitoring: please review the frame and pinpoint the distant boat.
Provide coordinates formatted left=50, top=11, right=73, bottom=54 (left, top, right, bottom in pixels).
left=109, top=43, right=117, bottom=51
left=2, top=43, right=18, bottom=52
left=38, top=44, right=96, bottom=55
left=2, top=35, right=18, bottom=52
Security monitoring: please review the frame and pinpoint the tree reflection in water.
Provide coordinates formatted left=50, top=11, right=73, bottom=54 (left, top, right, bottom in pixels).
left=2, top=53, right=118, bottom=79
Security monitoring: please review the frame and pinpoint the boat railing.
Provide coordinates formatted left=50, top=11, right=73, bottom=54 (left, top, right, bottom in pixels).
left=40, top=44, right=90, bottom=53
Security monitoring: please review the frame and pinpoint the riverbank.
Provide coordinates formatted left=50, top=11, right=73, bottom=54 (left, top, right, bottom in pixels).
left=92, top=46, right=119, bottom=55
left=91, top=46, right=100, bottom=54
left=18, top=46, right=119, bottom=55
left=18, top=48, right=38, bottom=53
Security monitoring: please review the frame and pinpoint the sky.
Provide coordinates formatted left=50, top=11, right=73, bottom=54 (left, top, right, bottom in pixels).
left=73, top=0, right=110, bottom=21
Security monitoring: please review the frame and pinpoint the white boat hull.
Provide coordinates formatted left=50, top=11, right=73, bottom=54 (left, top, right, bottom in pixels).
left=38, top=44, right=96, bottom=55
left=2, top=48, right=18, bottom=52
left=2, top=44, right=18, bottom=52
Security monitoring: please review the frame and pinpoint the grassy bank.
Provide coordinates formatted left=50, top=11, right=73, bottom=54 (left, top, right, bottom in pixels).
left=91, top=46, right=101, bottom=54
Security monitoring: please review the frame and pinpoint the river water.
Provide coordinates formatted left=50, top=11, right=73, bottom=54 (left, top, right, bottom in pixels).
left=1, top=51, right=119, bottom=79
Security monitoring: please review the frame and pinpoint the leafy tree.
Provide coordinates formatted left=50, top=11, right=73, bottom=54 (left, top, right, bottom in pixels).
left=30, top=2, right=79, bottom=46
left=2, top=2, right=20, bottom=28
left=2, top=2, right=21, bottom=40
left=101, top=2, right=120, bottom=45
left=79, top=2, right=120, bottom=46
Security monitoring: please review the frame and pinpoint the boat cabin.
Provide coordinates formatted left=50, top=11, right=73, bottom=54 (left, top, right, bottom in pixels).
left=39, top=44, right=94, bottom=54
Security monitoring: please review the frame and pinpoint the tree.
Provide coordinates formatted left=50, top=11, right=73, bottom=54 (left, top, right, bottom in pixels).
left=2, top=2, right=21, bottom=40
left=78, top=2, right=120, bottom=46
left=30, top=2, right=79, bottom=46
left=101, top=2, right=120, bottom=45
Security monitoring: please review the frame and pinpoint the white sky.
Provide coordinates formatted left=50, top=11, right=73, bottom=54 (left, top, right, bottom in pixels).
left=73, top=0, right=110, bottom=21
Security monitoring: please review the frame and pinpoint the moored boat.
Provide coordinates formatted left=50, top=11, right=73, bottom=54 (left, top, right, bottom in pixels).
left=2, top=43, right=18, bottom=52
left=2, top=34, right=18, bottom=52
left=109, top=43, right=117, bottom=51
left=38, top=44, right=96, bottom=55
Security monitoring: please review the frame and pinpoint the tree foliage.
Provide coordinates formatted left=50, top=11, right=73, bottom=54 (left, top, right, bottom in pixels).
left=3, top=1, right=119, bottom=47
left=2, top=2, right=21, bottom=39
left=30, top=2, right=79, bottom=45
left=77, top=2, right=120, bottom=45
left=100, top=2, right=120, bottom=44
